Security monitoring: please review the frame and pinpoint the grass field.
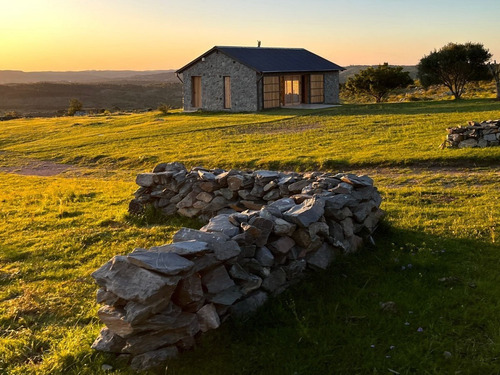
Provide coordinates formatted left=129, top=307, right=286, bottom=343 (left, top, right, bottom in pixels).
left=0, top=99, right=499, bottom=374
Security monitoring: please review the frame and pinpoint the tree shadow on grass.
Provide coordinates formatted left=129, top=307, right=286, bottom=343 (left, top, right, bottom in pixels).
left=310, top=98, right=500, bottom=117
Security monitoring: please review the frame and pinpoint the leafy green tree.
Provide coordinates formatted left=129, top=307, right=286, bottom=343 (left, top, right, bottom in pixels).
left=417, top=42, right=492, bottom=100
left=67, top=98, right=83, bottom=116
left=345, top=63, right=413, bottom=103
left=488, top=61, right=500, bottom=100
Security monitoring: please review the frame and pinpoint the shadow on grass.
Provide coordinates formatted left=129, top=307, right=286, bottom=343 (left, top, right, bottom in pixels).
left=157, top=224, right=499, bottom=375
left=227, top=155, right=500, bottom=172
left=313, top=98, right=500, bottom=117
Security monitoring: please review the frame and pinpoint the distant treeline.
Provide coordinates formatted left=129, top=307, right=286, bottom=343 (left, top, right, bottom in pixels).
left=339, top=65, right=418, bottom=84
left=0, top=82, right=182, bottom=116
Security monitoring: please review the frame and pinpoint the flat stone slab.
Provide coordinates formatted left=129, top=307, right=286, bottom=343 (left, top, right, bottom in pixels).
left=92, top=256, right=180, bottom=304
left=268, top=197, right=296, bottom=212
left=130, top=346, right=179, bottom=371
left=150, top=240, right=209, bottom=256
left=136, top=173, right=155, bottom=187
left=231, top=291, right=268, bottom=316
left=254, top=170, right=279, bottom=180
left=283, top=197, right=325, bottom=228
left=123, top=313, right=200, bottom=354
left=212, top=240, right=241, bottom=261
left=173, top=228, right=229, bottom=247
left=324, top=194, right=357, bottom=211
left=307, top=243, right=335, bottom=270
left=127, top=250, right=194, bottom=276
left=201, top=214, right=240, bottom=237
left=92, top=327, right=126, bottom=353
left=341, top=174, right=374, bottom=187
left=208, top=285, right=243, bottom=305
left=201, top=265, right=235, bottom=294
left=255, top=246, right=275, bottom=267
left=197, top=303, right=220, bottom=332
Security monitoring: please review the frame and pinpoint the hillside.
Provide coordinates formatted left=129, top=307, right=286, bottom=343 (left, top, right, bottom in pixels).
left=340, top=65, right=418, bottom=83
left=0, top=101, right=499, bottom=374
left=0, top=70, right=178, bottom=84
left=0, top=82, right=182, bottom=116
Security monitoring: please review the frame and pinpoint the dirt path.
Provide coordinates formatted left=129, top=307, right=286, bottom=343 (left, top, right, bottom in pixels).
left=0, top=160, right=77, bottom=177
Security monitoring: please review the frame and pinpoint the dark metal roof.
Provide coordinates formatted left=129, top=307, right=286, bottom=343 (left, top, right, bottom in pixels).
left=176, top=46, right=345, bottom=74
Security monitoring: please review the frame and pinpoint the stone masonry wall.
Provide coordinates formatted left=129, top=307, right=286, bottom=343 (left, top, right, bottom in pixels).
left=444, top=120, right=500, bottom=148
left=181, top=51, right=258, bottom=112
left=324, top=71, right=340, bottom=104
left=91, top=163, right=384, bottom=370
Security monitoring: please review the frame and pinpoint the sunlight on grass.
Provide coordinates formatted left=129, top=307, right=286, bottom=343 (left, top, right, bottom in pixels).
left=0, top=100, right=499, bottom=374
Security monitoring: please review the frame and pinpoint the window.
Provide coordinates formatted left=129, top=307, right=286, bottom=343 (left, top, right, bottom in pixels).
left=310, top=74, right=324, bottom=103
left=224, top=76, right=231, bottom=109
left=263, top=76, right=280, bottom=108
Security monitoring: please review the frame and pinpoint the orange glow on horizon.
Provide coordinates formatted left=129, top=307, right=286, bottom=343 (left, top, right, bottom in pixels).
left=1, top=0, right=499, bottom=71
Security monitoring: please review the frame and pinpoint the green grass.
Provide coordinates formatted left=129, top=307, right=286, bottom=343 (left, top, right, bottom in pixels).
left=0, top=99, right=499, bottom=374
left=1, top=99, right=499, bottom=171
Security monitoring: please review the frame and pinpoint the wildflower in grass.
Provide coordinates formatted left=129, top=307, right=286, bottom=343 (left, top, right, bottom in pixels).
left=407, top=264, right=413, bottom=269
left=404, top=322, right=410, bottom=326
left=417, top=327, right=424, bottom=332
left=390, top=345, right=395, bottom=350
left=370, top=344, right=375, bottom=348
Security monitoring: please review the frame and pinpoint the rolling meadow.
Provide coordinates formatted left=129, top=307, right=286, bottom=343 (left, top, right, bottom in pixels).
left=1, top=99, right=499, bottom=374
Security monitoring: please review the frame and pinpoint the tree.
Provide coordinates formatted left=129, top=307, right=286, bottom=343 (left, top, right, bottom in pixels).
left=345, top=63, right=413, bottom=103
left=67, top=98, right=83, bottom=116
left=417, top=42, right=492, bottom=100
left=488, top=60, right=500, bottom=100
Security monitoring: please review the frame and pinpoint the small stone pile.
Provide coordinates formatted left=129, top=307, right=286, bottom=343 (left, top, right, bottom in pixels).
left=444, top=120, right=500, bottom=148
left=92, top=163, right=384, bottom=370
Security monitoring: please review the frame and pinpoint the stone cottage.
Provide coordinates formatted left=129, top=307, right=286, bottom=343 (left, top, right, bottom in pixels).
left=176, top=46, right=344, bottom=112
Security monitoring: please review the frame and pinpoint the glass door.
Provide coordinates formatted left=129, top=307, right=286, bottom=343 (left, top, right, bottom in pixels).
left=284, top=75, right=301, bottom=105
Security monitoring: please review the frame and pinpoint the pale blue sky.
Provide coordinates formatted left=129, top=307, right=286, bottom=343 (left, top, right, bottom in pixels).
left=1, top=0, right=499, bottom=70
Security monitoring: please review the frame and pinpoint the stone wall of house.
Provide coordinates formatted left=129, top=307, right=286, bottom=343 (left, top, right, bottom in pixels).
left=181, top=52, right=258, bottom=112
left=324, top=71, right=340, bottom=104
left=444, top=120, right=500, bottom=148
left=91, top=163, right=384, bottom=370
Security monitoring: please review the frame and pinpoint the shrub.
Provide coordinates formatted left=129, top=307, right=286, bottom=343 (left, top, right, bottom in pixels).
left=157, top=104, right=171, bottom=115
left=67, top=99, right=83, bottom=116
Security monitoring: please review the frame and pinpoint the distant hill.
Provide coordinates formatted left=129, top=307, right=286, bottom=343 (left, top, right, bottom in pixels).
left=0, top=82, right=182, bottom=116
left=340, top=65, right=418, bottom=84
left=0, top=70, right=178, bottom=84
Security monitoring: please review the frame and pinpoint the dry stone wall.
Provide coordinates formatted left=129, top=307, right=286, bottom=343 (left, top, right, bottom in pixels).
left=92, top=163, right=384, bottom=370
left=444, top=120, right=500, bottom=148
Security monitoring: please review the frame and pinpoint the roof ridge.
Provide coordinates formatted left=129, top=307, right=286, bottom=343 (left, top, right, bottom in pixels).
left=215, top=46, right=305, bottom=50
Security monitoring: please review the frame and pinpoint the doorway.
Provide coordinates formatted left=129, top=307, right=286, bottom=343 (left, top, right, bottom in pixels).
left=191, top=76, right=201, bottom=108
left=284, top=75, right=301, bottom=106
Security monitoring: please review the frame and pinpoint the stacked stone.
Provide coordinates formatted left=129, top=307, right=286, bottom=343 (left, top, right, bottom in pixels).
left=445, top=120, right=500, bottom=148
left=130, top=162, right=383, bottom=234
left=92, top=163, right=384, bottom=370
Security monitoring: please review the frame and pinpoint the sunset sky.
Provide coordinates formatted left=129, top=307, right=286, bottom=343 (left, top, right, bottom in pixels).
left=1, top=0, right=499, bottom=71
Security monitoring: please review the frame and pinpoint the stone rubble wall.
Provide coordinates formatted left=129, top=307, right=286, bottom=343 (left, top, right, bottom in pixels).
left=91, top=163, right=384, bottom=370
left=445, top=120, right=500, bottom=148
